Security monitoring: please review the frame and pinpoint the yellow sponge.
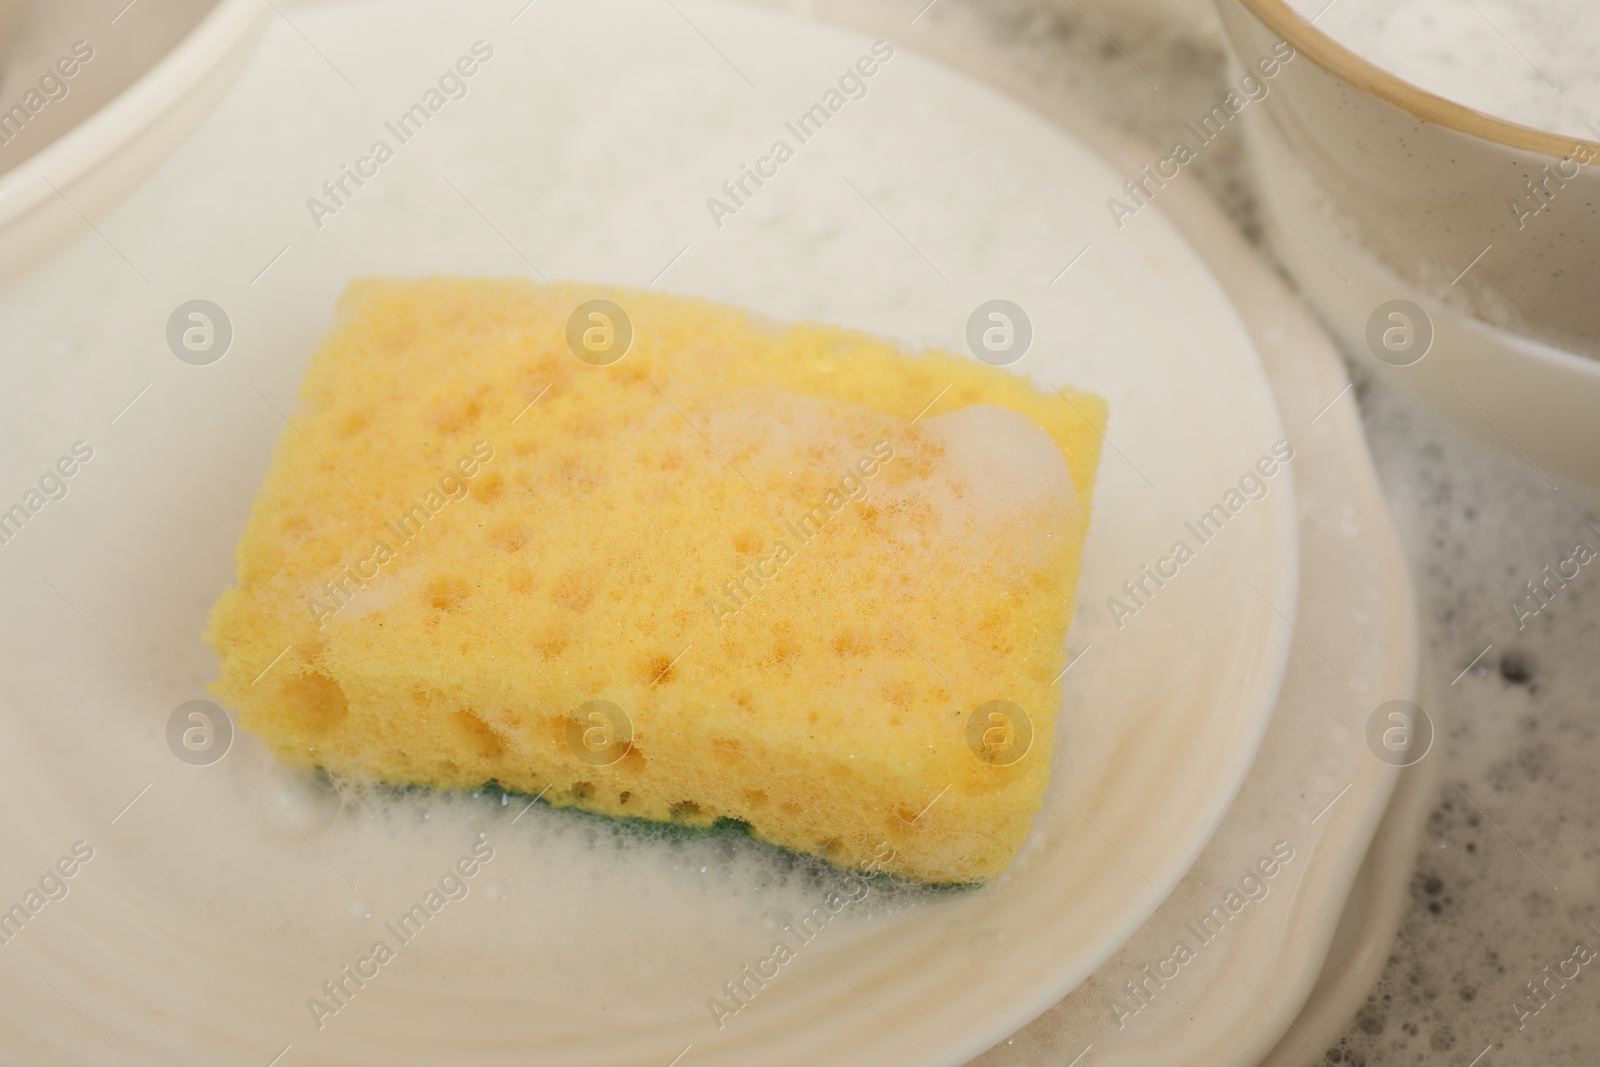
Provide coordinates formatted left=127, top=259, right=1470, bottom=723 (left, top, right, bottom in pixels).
left=206, top=279, right=1105, bottom=883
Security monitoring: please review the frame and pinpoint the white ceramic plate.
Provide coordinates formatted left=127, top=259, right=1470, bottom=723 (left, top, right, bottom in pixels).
left=1260, top=757, right=1437, bottom=1066
left=0, top=2, right=1296, bottom=1064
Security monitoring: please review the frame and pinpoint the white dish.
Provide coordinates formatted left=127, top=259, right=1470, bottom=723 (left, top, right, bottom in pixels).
left=1260, top=752, right=1437, bottom=1066
left=0, top=1, right=1300, bottom=1064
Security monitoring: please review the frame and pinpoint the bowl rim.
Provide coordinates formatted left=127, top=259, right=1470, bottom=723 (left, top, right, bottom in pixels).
left=1236, top=0, right=1600, bottom=159
left=0, top=0, right=267, bottom=226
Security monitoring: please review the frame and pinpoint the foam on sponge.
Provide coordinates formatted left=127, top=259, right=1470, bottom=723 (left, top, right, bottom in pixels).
left=206, top=279, right=1106, bottom=883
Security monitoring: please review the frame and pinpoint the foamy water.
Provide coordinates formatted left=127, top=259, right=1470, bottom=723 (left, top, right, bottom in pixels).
left=1290, top=0, right=1600, bottom=138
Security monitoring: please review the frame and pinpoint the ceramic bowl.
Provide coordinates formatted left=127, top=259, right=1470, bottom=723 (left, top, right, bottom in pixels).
left=0, top=0, right=266, bottom=284
left=1214, top=0, right=1600, bottom=489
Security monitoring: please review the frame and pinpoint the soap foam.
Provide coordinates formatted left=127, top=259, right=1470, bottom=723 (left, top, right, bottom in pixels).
left=1289, top=0, right=1600, bottom=138
left=915, top=403, right=1078, bottom=565
left=132, top=737, right=949, bottom=1022
left=696, top=387, right=901, bottom=492
left=697, top=391, right=1077, bottom=590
